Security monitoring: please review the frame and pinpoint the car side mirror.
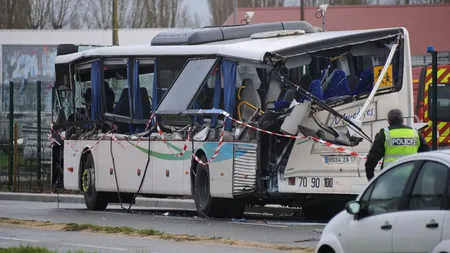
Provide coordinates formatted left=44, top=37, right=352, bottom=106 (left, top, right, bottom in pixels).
left=345, top=200, right=361, bottom=215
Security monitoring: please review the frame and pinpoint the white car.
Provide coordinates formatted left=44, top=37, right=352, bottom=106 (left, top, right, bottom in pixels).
left=315, top=150, right=450, bottom=253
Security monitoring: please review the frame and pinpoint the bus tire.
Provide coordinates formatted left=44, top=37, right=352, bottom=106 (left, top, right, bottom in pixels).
left=81, top=153, right=108, bottom=211
left=193, top=154, right=245, bottom=219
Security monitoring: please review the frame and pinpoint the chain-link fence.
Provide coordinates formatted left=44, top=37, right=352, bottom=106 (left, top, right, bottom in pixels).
left=0, top=81, right=53, bottom=192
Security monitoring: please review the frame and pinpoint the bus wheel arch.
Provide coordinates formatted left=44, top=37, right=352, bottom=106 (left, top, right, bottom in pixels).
left=79, top=150, right=108, bottom=211
left=190, top=149, right=206, bottom=196
left=318, top=245, right=335, bottom=253
left=191, top=151, right=245, bottom=219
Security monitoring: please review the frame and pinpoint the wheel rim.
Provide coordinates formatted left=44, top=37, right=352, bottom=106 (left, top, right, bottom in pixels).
left=82, top=165, right=94, bottom=192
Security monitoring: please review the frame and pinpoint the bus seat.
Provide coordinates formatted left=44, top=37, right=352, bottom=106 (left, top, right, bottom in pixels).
left=237, top=78, right=262, bottom=121
left=299, top=75, right=313, bottom=91
left=139, top=87, right=152, bottom=119
left=113, top=88, right=131, bottom=133
left=104, top=81, right=115, bottom=113
left=83, top=87, right=92, bottom=116
left=272, top=89, right=296, bottom=111
left=298, top=79, right=323, bottom=102
left=352, top=68, right=373, bottom=96
left=323, top=68, right=350, bottom=100
left=319, top=67, right=329, bottom=81
left=264, top=74, right=283, bottom=110
left=310, top=79, right=323, bottom=100
left=347, top=75, right=359, bottom=92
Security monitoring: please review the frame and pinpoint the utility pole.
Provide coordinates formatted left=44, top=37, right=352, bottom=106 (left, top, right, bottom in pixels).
left=300, top=0, right=305, bottom=21
left=428, top=45, right=438, bottom=150
left=112, top=0, right=119, bottom=45
left=233, top=0, right=238, bottom=25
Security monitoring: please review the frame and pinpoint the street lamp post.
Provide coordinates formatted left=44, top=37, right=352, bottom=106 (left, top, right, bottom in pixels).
left=112, top=0, right=119, bottom=45
left=315, top=4, right=328, bottom=31
left=300, top=0, right=304, bottom=21
left=427, top=45, right=438, bottom=150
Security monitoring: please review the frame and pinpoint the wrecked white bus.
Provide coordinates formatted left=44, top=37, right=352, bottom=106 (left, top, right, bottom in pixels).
left=51, top=21, right=414, bottom=220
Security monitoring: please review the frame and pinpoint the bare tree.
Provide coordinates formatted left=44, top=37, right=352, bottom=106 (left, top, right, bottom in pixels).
left=49, top=0, right=81, bottom=29
left=0, top=0, right=32, bottom=29
left=207, top=0, right=237, bottom=26
left=86, top=0, right=131, bottom=29
left=128, top=0, right=186, bottom=28
left=177, top=7, right=202, bottom=28
left=29, top=0, right=51, bottom=29
left=129, top=0, right=149, bottom=28
left=239, top=0, right=286, bottom=7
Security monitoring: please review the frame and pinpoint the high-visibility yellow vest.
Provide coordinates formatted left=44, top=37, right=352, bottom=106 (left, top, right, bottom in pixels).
left=383, top=127, right=420, bottom=167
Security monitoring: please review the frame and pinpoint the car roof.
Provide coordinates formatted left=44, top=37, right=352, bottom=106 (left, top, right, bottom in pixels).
left=401, top=150, right=450, bottom=162
left=380, top=150, right=450, bottom=171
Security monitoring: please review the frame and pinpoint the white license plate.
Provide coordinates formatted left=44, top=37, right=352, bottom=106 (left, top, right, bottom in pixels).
left=298, top=176, right=334, bottom=189
left=439, top=146, right=450, bottom=150
left=324, top=155, right=358, bottom=164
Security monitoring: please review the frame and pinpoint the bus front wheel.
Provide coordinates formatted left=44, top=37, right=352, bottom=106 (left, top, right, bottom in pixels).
left=81, top=153, right=109, bottom=211
left=193, top=154, right=245, bottom=219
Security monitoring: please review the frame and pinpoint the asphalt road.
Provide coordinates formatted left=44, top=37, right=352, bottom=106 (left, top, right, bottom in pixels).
left=0, top=225, right=297, bottom=253
left=0, top=200, right=325, bottom=248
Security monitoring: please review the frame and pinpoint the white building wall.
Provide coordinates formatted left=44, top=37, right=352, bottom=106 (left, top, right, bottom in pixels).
left=0, top=28, right=173, bottom=46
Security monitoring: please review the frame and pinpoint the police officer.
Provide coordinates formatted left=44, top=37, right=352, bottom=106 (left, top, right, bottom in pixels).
left=365, top=109, right=429, bottom=181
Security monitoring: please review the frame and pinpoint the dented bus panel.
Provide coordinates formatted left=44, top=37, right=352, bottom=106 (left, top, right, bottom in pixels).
left=51, top=22, right=414, bottom=219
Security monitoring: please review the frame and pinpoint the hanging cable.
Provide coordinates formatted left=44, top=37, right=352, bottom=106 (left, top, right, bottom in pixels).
left=127, top=125, right=154, bottom=212
left=110, top=122, right=126, bottom=211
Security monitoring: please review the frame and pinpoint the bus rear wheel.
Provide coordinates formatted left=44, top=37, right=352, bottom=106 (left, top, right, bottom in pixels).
left=193, top=154, right=245, bottom=219
left=81, top=153, right=109, bottom=211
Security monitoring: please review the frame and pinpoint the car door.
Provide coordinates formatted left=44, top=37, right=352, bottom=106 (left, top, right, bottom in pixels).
left=393, top=160, right=449, bottom=253
left=342, top=161, right=416, bottom=253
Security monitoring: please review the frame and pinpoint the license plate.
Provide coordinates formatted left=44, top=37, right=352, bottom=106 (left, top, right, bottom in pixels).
left=439, top=146, right=450, bottom=150
left=298, top=176, right=334, bottom=189
left=324, top=155, right=357, bottom=164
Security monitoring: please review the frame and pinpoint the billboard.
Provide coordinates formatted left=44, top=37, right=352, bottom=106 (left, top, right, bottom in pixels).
left=1, top=45, right=57, bottom=113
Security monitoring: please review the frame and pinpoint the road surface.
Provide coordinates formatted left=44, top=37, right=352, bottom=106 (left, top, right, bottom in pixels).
left=0, top=200, right=324, bottom=249
left=0, top=225, right=301, bottom=253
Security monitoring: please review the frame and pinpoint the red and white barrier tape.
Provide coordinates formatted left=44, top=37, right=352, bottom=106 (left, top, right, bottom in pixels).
left=108, top=133, right=127, bottom=149
left=48, top=110, right=378, bottom=165
left=192, top=124, right=226, bottom=165
left=155, top=122, right=191, bottom=158
left=221, top=112, right=376, bottom=162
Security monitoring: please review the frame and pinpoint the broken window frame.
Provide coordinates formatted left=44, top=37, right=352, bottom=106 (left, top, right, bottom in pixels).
left=275, top=33, right=405, bottom=109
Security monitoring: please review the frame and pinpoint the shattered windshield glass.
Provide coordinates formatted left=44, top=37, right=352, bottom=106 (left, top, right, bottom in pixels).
left=155, top=58, right=217, bottom=113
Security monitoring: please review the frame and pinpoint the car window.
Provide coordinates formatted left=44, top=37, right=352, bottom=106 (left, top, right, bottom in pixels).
left=366, top=161, right=415, bottom=216
left=408, top=161, right=448, bottom=210
left=359, top=181, right=375, bottom=213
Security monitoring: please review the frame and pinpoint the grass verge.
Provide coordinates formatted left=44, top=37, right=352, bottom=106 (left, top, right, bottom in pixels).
left=0, top=245, right=92, bottom=253
left=0, top=217, right=315, bottom=253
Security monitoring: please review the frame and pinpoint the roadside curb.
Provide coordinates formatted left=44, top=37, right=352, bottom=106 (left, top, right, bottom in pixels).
left=0, top=192, right=300, bottom=214
left=0, top=192, right=196, bottom=210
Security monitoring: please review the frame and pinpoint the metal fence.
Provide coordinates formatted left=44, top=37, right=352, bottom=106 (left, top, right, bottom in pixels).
left=0, top=81, right=53, bottom=192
